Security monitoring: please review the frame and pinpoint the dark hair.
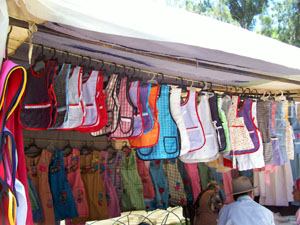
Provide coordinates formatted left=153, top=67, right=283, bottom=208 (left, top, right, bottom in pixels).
left=233, top=192, right=250, bottom=201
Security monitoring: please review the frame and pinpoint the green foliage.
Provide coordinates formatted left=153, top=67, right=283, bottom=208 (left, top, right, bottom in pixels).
left=226, top=0, right=269, bottom=30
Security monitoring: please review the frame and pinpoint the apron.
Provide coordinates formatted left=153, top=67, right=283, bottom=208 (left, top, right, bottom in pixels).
left=25, top=149, right=55, bottom=225
left=109, top=77, right=135, bottom=139
left=137, top=85, right=180, bottom=160
left=27, top=175, right=43, bottom=222
left=170, top=87, right=190, bottom=156
left=180, top=94, right=219, bottom=163
left=257, top=101, right=274, bottom=164
left=209, top=94, right=227, bottom=153
left=139, top=83, right=153, bottom=134
left=76, top=70, right=100, bottom=131
left=121, top=149, right=145, bottom=211
left=227, top=96, right=254, bottom=153
left=149, top=160, right=169, bottom=210
left=72, top=151, right=108, bottom=223
left=185, top=163, right=201, bottom=201
left=270, top=102, right=283, bottom=165
left=282, top=101, right=294, bottom=160
left=106, top=150, right=123, bottom=210
left=51, top=64, right=70, bottom=128
left=289, top=101, right=300, bottom=154
left=91, top=74, right=120, bottom=136
left=63, top=149, right=89, bottom=220
left=49, top=150, right=78, bottom=221
left=177, top=160, right=194, bottom=203
left=163, top=159, right=187, bottom=206
left=99, top=151, right=121, bottom=218
left=181, top=90, right=205, bottom=152
left=129, top=85, right=160, bottom=148
left=128, top=81, right=144, bottom=138
left=217, top=94, right=230, bottom=154
left=55, top=66, right=85, bottom=130
left=274, top=101, right=288, bottom=163
left=20, top=60, right=56, bottom=130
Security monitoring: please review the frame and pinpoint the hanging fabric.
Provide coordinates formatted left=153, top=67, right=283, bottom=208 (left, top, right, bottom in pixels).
left=99, top=151, right=121, bottom=218
left=91, top=74, right=120, bottom=136
left=76, top=70, right=101, bottom=132
left=55, top=66, right=85, bottom=130
left=63, top=149, right=89, bottom=223
left=180, top=90, right=205, bottom=152
left=128, top=81, right=144, bottom=138
left=25, top=149, right=55, bottom=225
left=170, top=87, right=190, bottom=156
left=72, top=151, right=108, bottom=223
left=20, top=60, right=56, bottom=130
left=48, top=150, right=78, bottom=221
left=289, top=101, right=300, bottom=154
left=149, top=160, right=169, bottom=209
left=27, top=175, right=43, bottom=222
left=109, top=77, right=135, bottom=139
left=282, top=101, right=294, bottom=160
left=139, top=83, right=153, bottom=134
left=137, top=85, right=180, bottom=160
left=121, top=148, right=145, bottom=211
left=180, top=94, right=219, bottom=163
left=208, top=94, right=227, bottom=153
left=51, top=64, right=71, bottom=128
left=129, top=85, right=159, bottom=148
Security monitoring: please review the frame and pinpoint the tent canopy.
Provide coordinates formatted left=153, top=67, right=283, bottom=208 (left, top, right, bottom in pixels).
left=7, top=0, right=300, bottom=90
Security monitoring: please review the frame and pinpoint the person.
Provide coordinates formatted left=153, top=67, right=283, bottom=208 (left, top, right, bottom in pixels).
left=194, top=181, right=223, bottom=225
left=218, top=176, right=275, bottom=225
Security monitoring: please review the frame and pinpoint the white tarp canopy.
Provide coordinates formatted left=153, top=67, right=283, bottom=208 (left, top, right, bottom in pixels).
left=8, top=0, right=300, bottom=89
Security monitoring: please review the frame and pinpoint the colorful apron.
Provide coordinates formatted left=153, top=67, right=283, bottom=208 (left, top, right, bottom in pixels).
left=137, top=85, right=180, bottom=160
left=282, top=101, right=294, bottom=160
left=289, top=101, right=300, bottom=154
left=128, top=81, right=144, bottom=138
left=217, top=94, right=230, bottom=154
left=99, top=151, right=121, bottom=218
left=91, top=74, right=120, bottom=136
left=129, top=85, right=160, bottom=148
left=110, top=77, right=135, bottom=139
left=270, top=102, right=283, bottom=165
left=49, top=150, right=78, bottom=221
left=139, top=83, right=153, bottom=134
left=20, top=60, right=56, bottom=130
left=170, top=87, right=190, bottom=156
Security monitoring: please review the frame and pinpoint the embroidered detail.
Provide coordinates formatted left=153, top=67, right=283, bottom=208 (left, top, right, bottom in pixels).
left=180, top=198, right=186, bottom=204
left=60, top=192, right=68, bottom=205
left=47, top=199, right=53, bottom=208
left=175, top=182, right=180, bottom=191
left=31, top=167, right=38, bottom=177
left=297, top=132, right=300, bottom=139
left=159, top=188, right=165, bottom=194
left=98, top=193, right=104, bottom=206
left=183, top=179, right=189, bottom=185
left=77, top=190, right=84, bottom=203
left=49, top=154, right=61, bottom=173
left=39, top=165, right=46, bottom=173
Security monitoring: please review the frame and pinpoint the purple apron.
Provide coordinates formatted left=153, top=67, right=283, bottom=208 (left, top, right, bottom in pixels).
left=128, top=81, right=144, bottom=138
left=233, top=98, right=260, bottom=154
left=139, top=83, right=153, bottom=134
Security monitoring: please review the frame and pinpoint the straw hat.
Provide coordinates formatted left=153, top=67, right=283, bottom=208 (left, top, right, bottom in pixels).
left=230, top=176, right=257, bottom=196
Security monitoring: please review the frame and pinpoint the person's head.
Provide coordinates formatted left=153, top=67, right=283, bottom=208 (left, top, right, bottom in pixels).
left=293, top=178, right=300, bottom=202
left=231, top=176, right=256, bottom=201
left=206, top=181, right=220, bottom=192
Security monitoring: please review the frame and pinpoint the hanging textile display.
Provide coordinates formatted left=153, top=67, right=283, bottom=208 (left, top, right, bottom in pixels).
left=289, top=101, right=300, bottom=154
left=170, top=87, right=190, bottom=156
left=138, top=83, right=153, bottom=134
left=137, top=85, right=180, bottom=160
left=129, top=85, right=159, bottom=148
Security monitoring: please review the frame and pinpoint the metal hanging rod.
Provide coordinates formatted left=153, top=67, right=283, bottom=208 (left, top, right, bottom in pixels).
left=23, top=137, right=107, bottom=144
left=9, top=17, right=300, bottom=86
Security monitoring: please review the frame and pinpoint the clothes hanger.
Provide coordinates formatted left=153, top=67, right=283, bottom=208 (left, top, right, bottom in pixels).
left=104, top=62, right=117, bottom=76
left=63, top=140, right=73, bottom=157
left=147, top=72, right=159, bottom=85
left=80, top=141, right=93, bottom=155
left=24, top=139, right=43, bottom=158
left=121, top=141, right=131, bottom=157
left=274, top=90, right=286, bottom=101
left=32, top=44, right=47, bottom=73
left=82, top=56, right=94, bottom=81
left=105, top=141, right=118, bottom=161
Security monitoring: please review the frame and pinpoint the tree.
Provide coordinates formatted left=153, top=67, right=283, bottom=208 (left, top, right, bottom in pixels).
left=226, top=0, right=269, bottom=30
left=259, top=0, right=300, bottom=47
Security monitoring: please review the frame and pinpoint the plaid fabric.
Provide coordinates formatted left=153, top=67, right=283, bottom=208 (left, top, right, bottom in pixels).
left=282, top=101, right=294, bottom=160
left=163, top=159, right=187, bottom=206
left=177, top=160, right=194, bottom=203
left=270, top=102, right=283, bottom=165
left=109, top=77, right=134, bottom=139
left=257, top=101, right=274, bottom=164
left=289, top=101, right=300, bottom=154
left=106, top=150, right=123, bottom=210
left=51, top=64, right=70, bottom=128
left=137, top=85, right=180, bottom=160
left=275, top=102, right=288, bottom=163
left=91, top=74, right=120, bottom=136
